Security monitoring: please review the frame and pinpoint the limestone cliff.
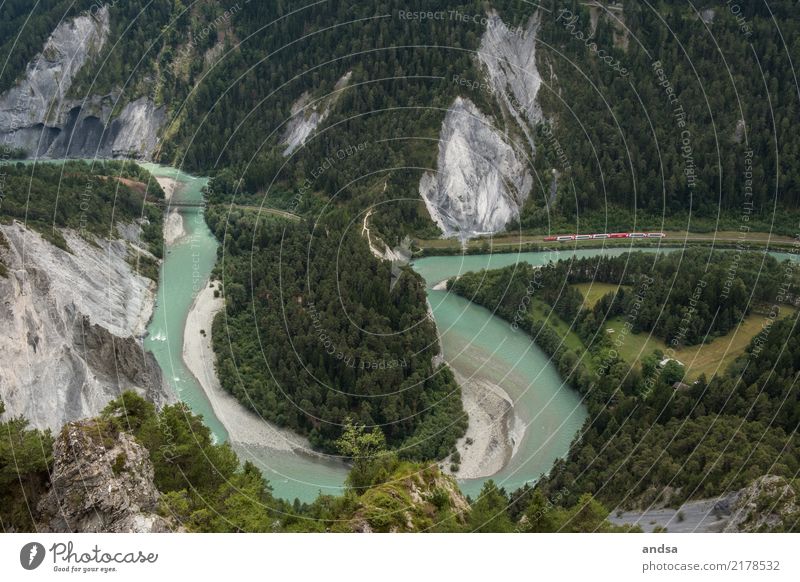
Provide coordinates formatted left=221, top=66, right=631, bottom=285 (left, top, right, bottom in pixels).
left=281, top=71, right=352, bottom=156
left=478, top=10, right=543, bottom=153
left=37, top=419, right=178, bottom=533
left=0, top=7, right=165, bottom=159
left=419, top=97, right=532, bottom=239
left=0, top=222, right=173, bottom=432
left=724, top=475, right=800, bottom=532
left=419, top=10, right=544, bottom=240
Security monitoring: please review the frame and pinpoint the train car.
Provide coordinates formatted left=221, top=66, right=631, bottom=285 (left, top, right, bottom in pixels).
left=547, top=231, right=664, bottom=242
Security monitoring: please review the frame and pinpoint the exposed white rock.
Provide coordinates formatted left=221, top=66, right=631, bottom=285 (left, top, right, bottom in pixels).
left=37, top=419, right=180, bottom=533
left=0, top=223, right=172, bottom=432
left=734, top=118, right=746, bottom=144
left=282, top=93, right=317, bottom=156
left=0, top=7, right=165, bottom=159
left=361, top=209, right=412, bottom=263
left=107, top=97, right=166, bottom=158
left=701, top=8, right=716, bottom=24
left=282, top=71, right=352, bottom=156
left=0, top=7, right=109, bottom=134
left=478, top=10, right=543, bottom=151
left=418, top=12, right=541, bottom=239
left=419, top=97, right=532, bottom=239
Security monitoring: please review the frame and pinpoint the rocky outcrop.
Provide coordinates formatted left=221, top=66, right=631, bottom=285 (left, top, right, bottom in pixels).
left=609, top=475, right=800, bottom=532
left=349, top=464, right=470, bottom=532
left=585, top=1, right=629, bottom=51
left=0, top=222, right=173, bottom=432
left=37, top=419, right=177, bottom=532
left=0, top=7, right=166, bottom=159
left=419, top=11, right=548, bottom=239
left=419, top=97, right=532, bottom=239
left=724, top=475, right=799, bottom=532
left=477, top=10, right=543, bottom=153
left=282, top=71, right=352, bottom=156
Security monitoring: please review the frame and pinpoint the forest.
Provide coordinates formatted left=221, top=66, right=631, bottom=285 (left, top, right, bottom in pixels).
left=159, top=1, right=800, bottom=239
left=0, top=0, right=91, bottom=92
left=449, top=249, right=800, bottom=510
left=520, top=1, right=800, bottom=232
left=4, top=2, right=800, bottom=237
left=205, top=205, right=466, bottom=460
left=0, top=161, right=164, bottom=271
left=0, top=391, right=643, bottom=532
left=534, top=311, right=800, bottom=513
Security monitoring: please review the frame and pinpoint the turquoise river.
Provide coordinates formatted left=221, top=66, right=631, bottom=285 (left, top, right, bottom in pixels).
left=9, top=159, right=790, bottom=502
left=141, top=163, right=795, bottom=502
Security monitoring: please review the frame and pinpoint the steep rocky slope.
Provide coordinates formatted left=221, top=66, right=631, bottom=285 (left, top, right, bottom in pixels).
left=281, top=71, right=353, bottom=156
left=419, top=11, right=542, bottom=239
left=348, top=463, right=470, bottom=533
left=37, top=418, right=178, bottom=533
left=0, top=222, right=172, bottom=431
left=478, top=10, right=543, bottom=153
left=725, top=475, right=800, bottom=532
left=609, top=475, right=800, bottom=533
left=419, top=96, right=532, bottom=239
left=0, top=7, right=165, bottom=159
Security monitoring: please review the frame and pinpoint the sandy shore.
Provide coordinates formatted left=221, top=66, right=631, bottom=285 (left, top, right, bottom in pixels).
left=446, top=370, right=523, bottom=480
left=164, top=210, right=184, bottom=245
left=182, top=282, right=310, bottom=452
left=155, top=176, right=180, bottom=200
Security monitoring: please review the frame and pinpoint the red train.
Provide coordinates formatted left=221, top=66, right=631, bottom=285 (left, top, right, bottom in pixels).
left=543, top=232, right=666, bottom=242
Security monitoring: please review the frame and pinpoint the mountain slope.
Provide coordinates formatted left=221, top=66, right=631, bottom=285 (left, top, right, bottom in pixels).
left=0, top=162, right=172, bottom=431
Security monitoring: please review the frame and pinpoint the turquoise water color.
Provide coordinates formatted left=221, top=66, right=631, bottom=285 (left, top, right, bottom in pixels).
left=16, top=159, right=792, bottom=502
left=139, top=165, right=790, bottom=502
left=145, top=169, right=642, bottom=503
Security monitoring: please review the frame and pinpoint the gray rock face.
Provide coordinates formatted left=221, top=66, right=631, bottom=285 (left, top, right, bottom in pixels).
left=0, top=223, right=173, bottom=432
left=282, top=71, right=352, bottom=156
left=700, top=8, right=716, bottom=24
left=419, top=97, right=532, bottom=239
left=609, top=475, right=800, bottom=533
left=478, top=10, right=543, bottom=152
left=0, top=7, right=165, bottom=159
left=724, top=475, right=799, bottom=532
left=37, top=420, right=177, bottom=533
left=0, top=8, right=109, bottom=132
left=419, top=12, right=543, bottom=240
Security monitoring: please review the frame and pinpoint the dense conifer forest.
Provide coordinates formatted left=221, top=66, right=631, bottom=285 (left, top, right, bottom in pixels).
left=206, top=207, right=466, bottom=458
left=0, top=161, right=164, bottom=272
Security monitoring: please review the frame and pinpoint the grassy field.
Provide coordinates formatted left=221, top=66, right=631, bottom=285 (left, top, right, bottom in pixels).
left=603, top=306, right=798, bottom=381
left=574, top=282, right=629, bottom=308
left=530, top=299, right=591, bottom=358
